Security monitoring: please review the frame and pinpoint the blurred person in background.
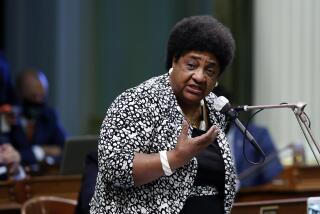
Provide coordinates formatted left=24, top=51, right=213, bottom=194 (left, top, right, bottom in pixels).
left=0, top=51, right=16, bottom=145
left=0, top=52, right=26, bottom=180
left=14, top=68, right=66, bottom=169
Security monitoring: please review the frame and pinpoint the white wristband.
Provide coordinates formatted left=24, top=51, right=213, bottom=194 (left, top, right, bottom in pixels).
left=159, top=151, right=173, bottom=176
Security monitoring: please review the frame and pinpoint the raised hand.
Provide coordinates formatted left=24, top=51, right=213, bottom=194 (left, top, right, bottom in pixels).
left=168, top=120, right=220, bottom=169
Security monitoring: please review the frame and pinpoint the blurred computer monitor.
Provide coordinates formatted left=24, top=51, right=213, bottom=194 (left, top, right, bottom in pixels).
left=59, top=135, right=98, bottom=175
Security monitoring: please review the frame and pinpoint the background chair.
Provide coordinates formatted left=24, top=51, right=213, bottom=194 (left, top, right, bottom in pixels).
left=21, top=196, right=77, bottom=214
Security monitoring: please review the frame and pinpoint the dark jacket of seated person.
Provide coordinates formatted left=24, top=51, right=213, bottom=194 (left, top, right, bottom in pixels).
left=228, top=123, right=283, bottom=188
left=75, top=150, right=98, bottom=214
left=11, top=105, right=66, bottom=165
left=14, top=68, right=66, bottom=167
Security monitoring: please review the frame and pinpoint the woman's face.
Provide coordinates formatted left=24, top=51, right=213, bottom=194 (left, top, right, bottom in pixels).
left=170, top=51, right=220, bottom=108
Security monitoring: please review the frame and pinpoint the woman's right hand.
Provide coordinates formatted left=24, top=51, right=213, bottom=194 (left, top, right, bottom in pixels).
left=132, top=120, right=219, bottom=186
left=167, top=120, right=220, bottom=170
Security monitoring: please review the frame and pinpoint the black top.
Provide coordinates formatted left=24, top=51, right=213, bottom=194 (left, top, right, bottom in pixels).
left=180, top=128, right=225, bottom=214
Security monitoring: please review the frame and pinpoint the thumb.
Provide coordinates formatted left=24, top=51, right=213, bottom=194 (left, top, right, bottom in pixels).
left=194, top=125, right=219, bottom=143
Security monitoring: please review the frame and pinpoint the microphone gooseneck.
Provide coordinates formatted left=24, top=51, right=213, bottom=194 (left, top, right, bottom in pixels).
left=213, top=96, right=266, bottom=164
left=217, top=97, right=320, bottom=165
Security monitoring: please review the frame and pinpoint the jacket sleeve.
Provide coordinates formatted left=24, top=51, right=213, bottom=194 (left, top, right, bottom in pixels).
left=46, top=108, right=66, bottom=148
left=10, top=124, right=38, bottom=165
left=98, top=92, right=154, bottom=188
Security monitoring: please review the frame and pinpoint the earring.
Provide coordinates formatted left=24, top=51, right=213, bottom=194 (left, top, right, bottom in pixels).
left=215, top=82, right=219, bottom=87
left=169, top=67, right=173, bottom=75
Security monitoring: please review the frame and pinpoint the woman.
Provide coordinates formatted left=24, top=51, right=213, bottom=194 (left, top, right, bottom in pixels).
left=90, top=15, right=236, bottom=214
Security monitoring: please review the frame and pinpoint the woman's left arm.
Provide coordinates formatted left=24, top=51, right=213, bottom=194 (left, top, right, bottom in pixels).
left=98, top=93, right=156, bottom=188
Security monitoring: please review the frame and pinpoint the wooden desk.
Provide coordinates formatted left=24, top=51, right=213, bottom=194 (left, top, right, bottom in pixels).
left=236, top=166, right=320, bottom=202
left=0, top=175, right=81, bottom=214
left=232, top=197, right=314, bottom=214
left=0, top=179, right=20, bottom=214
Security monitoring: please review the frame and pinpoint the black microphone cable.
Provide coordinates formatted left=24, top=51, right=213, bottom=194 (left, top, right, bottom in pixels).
left=241, top=109, right=265, bottom=165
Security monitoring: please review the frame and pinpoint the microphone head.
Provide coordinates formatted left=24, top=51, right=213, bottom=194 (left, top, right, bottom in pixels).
left=213, top=96, right=230, bottom=112
left=296, top=102, right=307, bottom=111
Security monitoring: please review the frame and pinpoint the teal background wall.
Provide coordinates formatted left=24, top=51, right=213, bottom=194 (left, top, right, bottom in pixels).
left=3, top=0, right=251, bottom=136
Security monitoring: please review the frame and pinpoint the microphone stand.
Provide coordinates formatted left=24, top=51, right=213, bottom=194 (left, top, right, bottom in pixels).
left=237, top=103, right=320, bottom=165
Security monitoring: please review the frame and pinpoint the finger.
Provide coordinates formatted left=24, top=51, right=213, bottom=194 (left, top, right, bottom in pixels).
left=206, top=125, right=220, bottom=140
left=1, top=144, right=9, bottom=149
left=179, top=119, right=190, bottom=140
left=8, top=162, right=19, bottom=175
left=2, top=144, right=14, bottom=152
left=1, top=156, right=9, bottom=164
left=2, top=152, right=16, bottom=163
left=195, top=125, right=220, bottom=143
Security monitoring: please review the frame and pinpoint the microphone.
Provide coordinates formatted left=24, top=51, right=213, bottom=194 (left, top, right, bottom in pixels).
left=213, top=96, right=266, bottom=159
left=235, top=102, right=307, bottom=113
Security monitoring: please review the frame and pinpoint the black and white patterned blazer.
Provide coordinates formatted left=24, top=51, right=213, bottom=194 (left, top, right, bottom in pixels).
left=90, top=73, right=236, bottom=214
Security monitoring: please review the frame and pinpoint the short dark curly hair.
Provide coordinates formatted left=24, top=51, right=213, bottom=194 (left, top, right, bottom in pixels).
left=166, top=15, right=235, bottom=73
